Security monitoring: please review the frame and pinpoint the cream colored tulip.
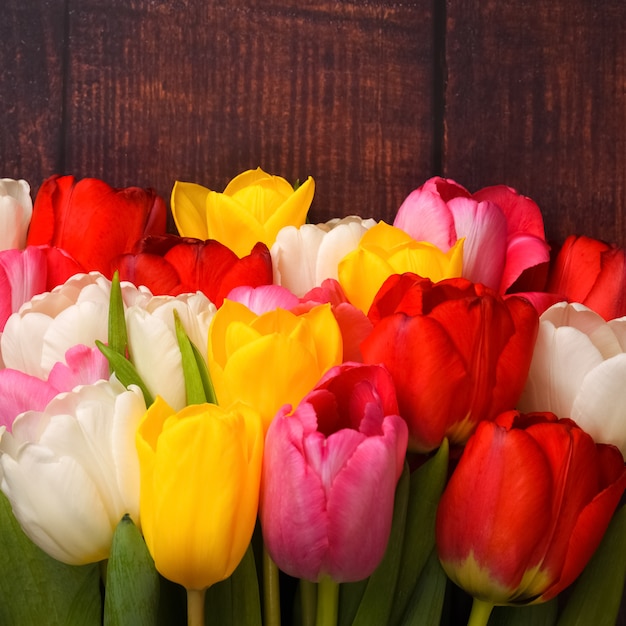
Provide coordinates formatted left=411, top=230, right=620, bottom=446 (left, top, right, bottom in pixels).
left=0, top=379, right=146, bottom=564
left=0, top=178, right=32, bottom=250
left=518, top=301, right=626, bottom=455
left=271, top=216, right=376, bottom=297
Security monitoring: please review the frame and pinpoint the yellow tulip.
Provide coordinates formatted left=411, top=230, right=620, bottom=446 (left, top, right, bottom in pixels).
left=207, top=299, right=343, bottom=431
left=337, top=221, right=464, bottom=314
left=136, top=396, right=264, bottom=591
left=171, top=168, right=315, bottom=257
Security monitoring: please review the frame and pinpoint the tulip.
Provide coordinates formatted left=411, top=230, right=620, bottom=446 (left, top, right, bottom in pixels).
left=26, top=175, right=167, bottom=275
left=125, top=291, right=216, bottom=409
left=393, top=176, right=550, bottom=294
left=0, top=379, right=146, bottom=564
left=114, top=235, right=273, bottom=307
left=436, top=411, right=626, bottom=624
left=544, top=234, right=626, bottom=320
left=271, top=216, right=376, bottom=297
left=0, top=178, right=32, bottom=250
left=518, top=301, right=626, bottom=456
left=0, top=344, right=109, bottom=430
left=136, top=396, right=263, bottom=591
left=362, top=274, right=539, bottom=452
left=1, top=272, right=150, bottom=379
left=337, top=221, right=464, bottom=314
left=0, top=245, right=83, bottom=332
left=171, top=168, right=315, bottom=257
left=260, top=362, right=408, bottom=582
left=207, top=299, right=343, bottom=431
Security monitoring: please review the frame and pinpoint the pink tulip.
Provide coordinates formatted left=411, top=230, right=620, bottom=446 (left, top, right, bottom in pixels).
left=0, top=345, right=109, bottom=430
left=260, top=362, right=408, bottom=582
left=0, top=245, right=82, bottom=331
left=394, top=177, right=550, bottom=294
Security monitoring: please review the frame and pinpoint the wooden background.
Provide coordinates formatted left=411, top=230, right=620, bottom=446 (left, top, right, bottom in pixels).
left=2, top=0, right=625, bottom=249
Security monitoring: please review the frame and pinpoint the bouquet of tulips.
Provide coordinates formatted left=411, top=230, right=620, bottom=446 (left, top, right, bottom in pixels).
left=1, top=170, right=626, bottom=626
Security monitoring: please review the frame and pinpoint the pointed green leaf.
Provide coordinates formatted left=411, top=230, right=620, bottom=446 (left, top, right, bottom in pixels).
left=489, top=600, right=558, bottom=626
left=104, top=515, right=160, bottom=626
left=174, top=310, right=207, bottom=405
left=397, top=547, right=447, bottom=626
left=556, top=504, right=626, bottom=626
left=191, top=340, right=217, bottom=405
left=390, top=440, right=450, bottom=625
left=96, top=340, right=154, bottom=406
left=0, top=491, right=101, bottom=625
left=108, top=271, right=129, bottom=358
left=203, top=542, right=262, bottom=625
left=347, top=462, right=411, bottom=626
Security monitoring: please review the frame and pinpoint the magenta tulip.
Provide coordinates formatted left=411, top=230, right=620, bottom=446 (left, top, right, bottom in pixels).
left=260, top=362, right=407, bottom=582
left=394, top=176, right=550, bottom=294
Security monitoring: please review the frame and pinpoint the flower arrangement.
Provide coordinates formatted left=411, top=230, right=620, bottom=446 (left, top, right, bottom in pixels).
left=1, top=169, right=625, bottom=626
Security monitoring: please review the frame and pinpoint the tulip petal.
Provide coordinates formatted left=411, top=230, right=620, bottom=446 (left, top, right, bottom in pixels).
left=500, top=233, right=551, bottom=293
left=393, top=187, right=457, bottom=250
left=261, top=406, right=329, bottom=581
left=436, top=422, right=553, bottom=602
left=570, top=355, right=626, bottom=455
left=518, top=322, right=605, bottom=418
left=447, top=197, right=508, bottom=291
left=0, top=370, right=58, bottom=430
left=170, top=181, right=210, bottom=240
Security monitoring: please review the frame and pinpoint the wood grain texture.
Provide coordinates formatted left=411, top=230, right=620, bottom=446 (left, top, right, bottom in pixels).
left=444, top=0, right=626, bottom=247
left=0, top=0, right=65, bottom=189
left=60, top=0, right=433, bottom=224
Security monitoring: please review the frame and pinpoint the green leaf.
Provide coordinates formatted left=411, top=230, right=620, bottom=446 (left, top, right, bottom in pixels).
left=203, top=542, right=262, bottom=625
left=488, top=600, right=558, bottom=626
left=556, top=504, right=626, bottom=626
left=108, top=271, right=129, bottom=358
left=347, top=462, right=411, bottom=626
left=104, top=515, right=160, bottom=626
left=397, top=547, right=448, bottom=626
left=0, top=491, right=101, bottom=625
left=174, top=310, right=208, bottom=405
left=191, top=340, right=218, bottom=405
left=390, top=440, right=450, bottom=625
left=96, top=340, right=154, bottom=406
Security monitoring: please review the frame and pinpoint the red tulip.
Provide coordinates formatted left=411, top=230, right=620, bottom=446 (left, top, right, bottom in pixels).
left=436, top=411, right=626, bottom=606
left=260, top=362, right=407, bottom=582
left=362, top=274, right=539, bottom=452
left=114, top=236, right=273, bottom=306
left=27, top=175, right=167, bottom=276
left=545, top=234, right=626, bottom=320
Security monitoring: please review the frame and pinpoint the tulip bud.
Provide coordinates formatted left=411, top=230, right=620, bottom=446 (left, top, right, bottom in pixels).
left=136, top=397, right=263, bottom=591
left=171, top=168, right=315, bottom=257
left=436, top=411, right=626, bottom=606
left=260, top=362, right=408, bottom=582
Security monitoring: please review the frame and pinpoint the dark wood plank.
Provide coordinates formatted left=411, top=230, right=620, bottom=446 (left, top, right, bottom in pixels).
left=444, top=1, right=626, bottom=248
left=0, top=1, right=65, bottom=194
left=61, top=0, right=433, bottom=225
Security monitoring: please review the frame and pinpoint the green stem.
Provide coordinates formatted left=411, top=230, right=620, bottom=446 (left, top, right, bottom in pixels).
left=315, top=576, right=339, bottom=626
left=187, top=588, right=206, bottom=626
left=263, top=547, right=281, bottom=626
left=467, top=597, right=494, bottom=626
left=300, top=579, right=317, bottom=626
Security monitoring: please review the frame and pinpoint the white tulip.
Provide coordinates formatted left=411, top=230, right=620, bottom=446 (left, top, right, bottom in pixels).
left=518, top=301, right=626, bottom=455
left=1, top=272, right=150, bottom=378
left=271, top=216, right=376, bottom=296
left=126, top=292, right=216, bottom=409
left=0, top=378, right=146, bottom=564
left=0, top=178, right=32, bottom=250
